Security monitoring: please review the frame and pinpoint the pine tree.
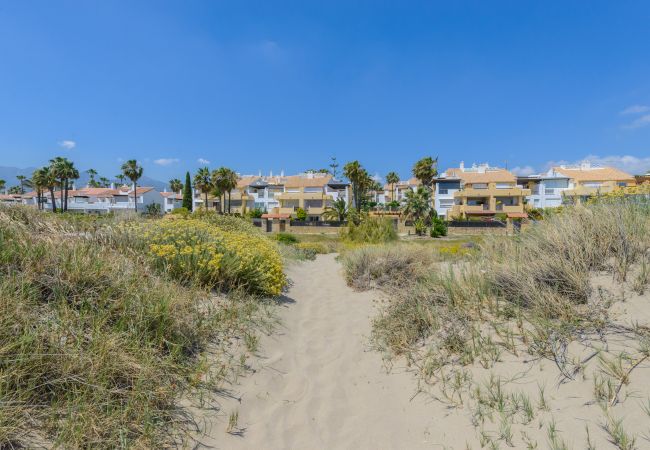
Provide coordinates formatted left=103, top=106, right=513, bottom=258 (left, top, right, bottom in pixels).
left=182, top=171, right=193, bottom=211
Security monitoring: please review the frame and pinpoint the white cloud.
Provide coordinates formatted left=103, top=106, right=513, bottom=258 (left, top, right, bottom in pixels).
left=620, top=105, right=650, bottom=115
left=622, top=114, right=650, bottom=130
left=59, top=140, right=76, bottom=150
left=153, top=158, right=180, bottom=166
left=544, top=154, right=650, bottom=175
left=197, top=158, right=211, bottom=165
left=510, top=165, right=536, bottom=176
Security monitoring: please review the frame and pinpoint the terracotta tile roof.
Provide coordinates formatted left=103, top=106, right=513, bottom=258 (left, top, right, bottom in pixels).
left=445, top=168, right=515, bottom=183
left=236, top=174, right=334, bottom=189
left=160, top=192, right=181, bottom=198
left=0, top=194, right=23, bottom=201
left=553, top=166, right=635, bottom=182
left=283, top=174, right=332, bottom=188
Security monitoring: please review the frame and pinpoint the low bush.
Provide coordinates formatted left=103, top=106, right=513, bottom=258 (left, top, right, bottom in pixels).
left=130, top=218, right=286, bottom=296
left=342, top=244, right=437, bottom=290
left=430, top=217, right=448, bottom=238
left=295, top=241, right=330, bottom=254
left=190, top=209, right=262, bottom=234
left=340, top=216, right=397, bottom=244
left=275, top=232, right=299, bottom=244
left=170, top=206, right=190, bottom=216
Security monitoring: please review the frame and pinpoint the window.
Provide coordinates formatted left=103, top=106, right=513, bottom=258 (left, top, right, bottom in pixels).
left=495, top=183, right=512, bottom=189
left=304, top=187, right=321, bottom=193
left=473, top=183, right=488, bottom=189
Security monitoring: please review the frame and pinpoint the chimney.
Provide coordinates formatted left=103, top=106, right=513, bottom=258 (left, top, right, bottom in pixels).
left=459, top=161, right=465, bottom=171
left=280, top=170, right=284, bottom=177
left=110, top=182, right=115, bottom=189
left=580, top=161, right=591, bottom=170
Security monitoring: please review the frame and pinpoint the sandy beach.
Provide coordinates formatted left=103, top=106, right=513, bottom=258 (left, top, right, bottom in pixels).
left=195, top=253, right=650, bottom=450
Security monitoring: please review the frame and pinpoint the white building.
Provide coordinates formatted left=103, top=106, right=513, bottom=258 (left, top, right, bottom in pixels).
left=22, top=186, right=167, bottom=214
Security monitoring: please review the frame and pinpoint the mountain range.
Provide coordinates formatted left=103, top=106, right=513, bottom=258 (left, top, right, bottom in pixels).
left=0, top=166, right=168, bottom=191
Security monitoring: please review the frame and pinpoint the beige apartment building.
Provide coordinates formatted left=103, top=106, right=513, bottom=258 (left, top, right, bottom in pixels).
left=552, top=164, right=636, bottom=204
left=211, top=172, right=349, bottom=220
left=441, top=163, right=530, bottom=219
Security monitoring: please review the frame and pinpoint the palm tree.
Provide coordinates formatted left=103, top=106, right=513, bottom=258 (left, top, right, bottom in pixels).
left=412, top=156, right=438, bottom=191
left=402, top=186, right=431, bottom=221
left=343, top=161, right=373, bottom=211
left=86, top=168, right=99, bottom=187
left=49, top=157, right=78, bottom=212
left=322, top=197, right=348, bottom=221
left=223, top=168, right=238, bottom=214
left=169, top=178, right=183, bottom=193
left=115, top=174, right=126, bottom=186
left=0, top=179, right=5, bottom=194
left=16, top=175, right=27, bottom=194
left=33, top=166, right=58, bottom=213
left=121, top=159, right=143, bottom=212
left=212, top=167, right=238, bottom=213
left=99, top=177, right=110, bottom=188
left=193, top=167, right=213, bottom=210
left=385, top=172, right=400, bottom=203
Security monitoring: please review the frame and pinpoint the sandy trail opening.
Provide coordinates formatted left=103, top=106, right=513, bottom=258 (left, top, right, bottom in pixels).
left=199, top=254, right=449, bottom=449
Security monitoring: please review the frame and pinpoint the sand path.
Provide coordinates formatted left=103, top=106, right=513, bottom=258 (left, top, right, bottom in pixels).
left=202, top=254, right=448, bottom=449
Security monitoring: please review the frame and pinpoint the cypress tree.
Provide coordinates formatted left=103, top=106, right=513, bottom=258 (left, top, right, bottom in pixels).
left=182, top=171, right=193, bottom=211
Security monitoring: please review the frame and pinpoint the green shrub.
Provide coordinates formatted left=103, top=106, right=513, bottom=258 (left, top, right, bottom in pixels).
left=191, top=209, right=262, bottom=234
left=295, top=207, right=307, bottom=221
left=248, top=207, right=264, bottom=219
left=275, top=232, right=299, bottom=244
left=430, top=217, right=448, bottom=238
left=170, top=206, right=189, bottom=216
left=341, top=216, right=397, bottom=244
left=414, top=218, right=427, bottom=236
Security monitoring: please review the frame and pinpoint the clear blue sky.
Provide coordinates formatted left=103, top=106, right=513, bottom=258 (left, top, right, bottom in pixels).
left=1, top=0, right=650, bottom=182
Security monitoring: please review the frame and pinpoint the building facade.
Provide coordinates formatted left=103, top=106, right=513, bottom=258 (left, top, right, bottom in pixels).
left=443, top=162, right=530, bottom=220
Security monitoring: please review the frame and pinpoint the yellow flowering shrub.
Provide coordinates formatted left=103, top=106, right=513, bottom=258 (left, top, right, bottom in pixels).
left=131, top=218, right=286, bottom=296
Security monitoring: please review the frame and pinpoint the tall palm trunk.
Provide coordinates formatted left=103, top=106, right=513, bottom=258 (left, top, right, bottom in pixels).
left=228, top=191, right=232, bottom=214
left=204, top=192, right=209, bottom=210
left=133, top=184, right=138, bottom=212
left=49, top=188, right=57, bottom=213
left=63, top=179, right=69, bottom=212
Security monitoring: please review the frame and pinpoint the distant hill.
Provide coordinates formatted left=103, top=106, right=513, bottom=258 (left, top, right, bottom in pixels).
left=0, top=166, right=168, bottom=191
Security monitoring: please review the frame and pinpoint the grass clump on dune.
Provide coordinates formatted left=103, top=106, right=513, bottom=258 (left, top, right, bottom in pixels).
left=344, top=201, right=650, bottom=362
left=340, top=216, right=397, bottom=244
left=0, top=206, right=280, bottom=448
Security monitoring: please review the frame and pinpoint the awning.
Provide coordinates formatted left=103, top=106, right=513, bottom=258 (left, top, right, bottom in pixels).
left=506, top=212, right=528, bottom=218
left=261, top=213, right=291, bottom=219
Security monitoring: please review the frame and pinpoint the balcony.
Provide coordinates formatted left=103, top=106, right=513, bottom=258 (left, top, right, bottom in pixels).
left=455, top=187, right=530, bottom=197
left=306, top=207, right=325, bottom=215
left=495, top=205, right=524, bottom=213
left=277, top=192, right=330, bottom=201
left=279, top=207, right=297, bottom=215
left=563, top=184, right=615, bottom=197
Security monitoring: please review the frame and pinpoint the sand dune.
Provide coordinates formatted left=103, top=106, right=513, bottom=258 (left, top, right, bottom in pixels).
left=195, top=254, right=650, bottom=449
left=198, top=254, right=457, bottom=449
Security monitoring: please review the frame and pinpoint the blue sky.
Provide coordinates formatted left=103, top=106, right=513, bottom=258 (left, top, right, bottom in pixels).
left=1, top=0, right=650, bottom=183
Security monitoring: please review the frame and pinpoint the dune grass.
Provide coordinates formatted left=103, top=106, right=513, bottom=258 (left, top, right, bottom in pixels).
left=342, top=200, right=650, bottom=446
left=0, top=206, right=280, bottom=448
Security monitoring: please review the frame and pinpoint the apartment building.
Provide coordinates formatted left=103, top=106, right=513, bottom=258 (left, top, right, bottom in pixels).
left=553, top=163, right=635, bottom=204
left=193, top=172, right=350, bottom=220
left=442, top=162, right=530, bottom=219
left=381, top=178, right=420, bottom=204
left=20, top=186, right=167, bottom=214
left=161, top=191, right=183, bottom=213
left=276, top=173, right=349, bottom=221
